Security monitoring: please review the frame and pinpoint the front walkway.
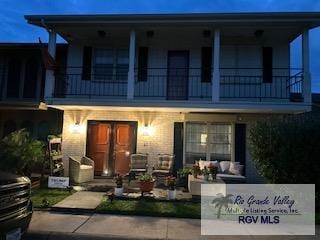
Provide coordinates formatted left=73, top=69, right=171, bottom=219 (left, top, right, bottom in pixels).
left=25, top=211, right=319, bottom=240
left=53, top=191, right=105, bottom=210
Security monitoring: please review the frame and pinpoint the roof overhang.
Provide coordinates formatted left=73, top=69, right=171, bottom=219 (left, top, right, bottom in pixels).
left=46, top=98, right=311, bottom=114
left=0, top=101, right=48, bottom=110
left=24, top=12, right=320, bottom=43
left=24, top=12, right=320, bottom=28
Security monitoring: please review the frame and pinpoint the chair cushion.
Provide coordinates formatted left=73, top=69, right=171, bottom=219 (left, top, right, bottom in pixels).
left=80, top=165, right=92, bottom=170
left=198, top=160, right=219, bottom=170
left=130, top=155, right=147, bottom=169
left=157, top=156, right=173, bottom=170
left=130, top=169, right=147, bottom=172
left=219, top=161, right=231, bottom=173
left=153, top=170, right=170, bottom=174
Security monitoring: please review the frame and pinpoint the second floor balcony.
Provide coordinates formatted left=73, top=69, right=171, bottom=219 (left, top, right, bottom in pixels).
left=53, top=67, right=304, bottom=103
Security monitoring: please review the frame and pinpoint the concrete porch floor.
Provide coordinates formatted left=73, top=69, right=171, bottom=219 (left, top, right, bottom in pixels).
left=72, top=178, right=193, bottom=201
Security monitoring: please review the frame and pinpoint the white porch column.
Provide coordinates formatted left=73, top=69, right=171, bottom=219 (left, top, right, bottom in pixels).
left=212, top=29, right=220, bottom=103
left=127, top=30, right=136, bottom=99
left=44, top=30, right=57, bottom=99
left=302, top=29, right=312, bottom=104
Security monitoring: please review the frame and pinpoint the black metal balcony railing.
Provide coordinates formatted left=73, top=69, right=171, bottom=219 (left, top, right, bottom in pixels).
left=54, top=67, right=128, bottom=98
left=220, top=68, right=303, bottom=101
left=53, top=67, right=303, bottom=102
left=134, top=68, right=211, bottom=99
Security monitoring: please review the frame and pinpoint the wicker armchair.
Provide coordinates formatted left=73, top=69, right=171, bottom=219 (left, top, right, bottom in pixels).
left=69, top=156, right=94, bottom=184
left=152, top=154, right=174, bottom=185
left=128, top=153, right=148, bottom=184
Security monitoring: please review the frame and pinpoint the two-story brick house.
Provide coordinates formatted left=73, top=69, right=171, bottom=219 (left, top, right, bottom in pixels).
left=24, top=12, right=320, bottom=182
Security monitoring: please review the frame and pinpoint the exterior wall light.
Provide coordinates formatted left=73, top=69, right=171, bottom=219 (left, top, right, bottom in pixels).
left=142, top=124, right=154, bottom=136
left=71, top=122, right=82, bottom=134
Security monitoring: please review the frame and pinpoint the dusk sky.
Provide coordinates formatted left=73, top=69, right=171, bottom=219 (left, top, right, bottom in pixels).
left=0, top=0, right=319, bottom=92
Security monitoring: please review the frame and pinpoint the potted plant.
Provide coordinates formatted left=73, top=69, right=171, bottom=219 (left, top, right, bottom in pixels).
left=191, top=164, right=201, bottom=178
left=166, top=176, right=176, bottom=200
left=114, top=174, right=123, bottom=196
left=202, top=166, right=210, bottom=181
left=208, top=163, right=218, bottom=180
left=177, top=167, right=190, bottom=191
left=138, top=173, right=155, bottom=193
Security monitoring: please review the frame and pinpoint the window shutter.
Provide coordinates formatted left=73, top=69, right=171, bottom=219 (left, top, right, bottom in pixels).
left=82, top=46, right=92, bottom=80
left=235, top=124, right=246, bottom=175
left=201, top=47, right=212, bottom=83
left=138, top=47, right=148, bottom=82
left=262, top=47, right=273, bottom=83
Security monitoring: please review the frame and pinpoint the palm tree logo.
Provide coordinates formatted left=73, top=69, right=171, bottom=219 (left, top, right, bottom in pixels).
left=211, top=193, right=233, bottom=219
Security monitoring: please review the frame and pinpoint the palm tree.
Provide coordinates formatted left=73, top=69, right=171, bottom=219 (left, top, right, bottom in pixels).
left=211, top=193, right=233, bottom=219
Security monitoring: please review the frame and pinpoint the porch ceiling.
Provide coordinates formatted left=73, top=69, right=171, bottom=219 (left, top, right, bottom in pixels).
left=25, top=12, right=320, bottom=43
left=47, top=98, right=311, bottom=114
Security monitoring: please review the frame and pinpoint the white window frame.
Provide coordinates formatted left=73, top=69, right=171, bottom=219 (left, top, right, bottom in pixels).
left=184, top=122, right=234, bottom=165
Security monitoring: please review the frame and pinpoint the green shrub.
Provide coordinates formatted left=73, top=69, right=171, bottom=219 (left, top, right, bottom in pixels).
left=0, top=129, right=45, bottom=176
left=249, top=114, right=320, bottom=211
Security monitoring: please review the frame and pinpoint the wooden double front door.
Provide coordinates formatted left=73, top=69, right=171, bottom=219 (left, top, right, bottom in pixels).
left=87, top=121, right=137, bottom=176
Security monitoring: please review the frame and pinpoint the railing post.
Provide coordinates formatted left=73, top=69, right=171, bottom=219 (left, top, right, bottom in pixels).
left=302, top=29, right=311, bottom=104
left=127, top=30, right=136, bottom=99
left=44, top=30, right=56, bottom=99
left=212, top=29, right=220, bottom=103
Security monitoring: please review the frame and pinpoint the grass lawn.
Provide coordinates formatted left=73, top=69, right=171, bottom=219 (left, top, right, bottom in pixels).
left=31, top=187, right=74, bottom=208
left=97, top=198, right=200, bottom=219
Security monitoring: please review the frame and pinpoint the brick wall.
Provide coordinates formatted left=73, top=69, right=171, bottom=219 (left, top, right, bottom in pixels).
left=61, top=109, right=267, bottom=183
left=61, top=110, right=183, bottom=175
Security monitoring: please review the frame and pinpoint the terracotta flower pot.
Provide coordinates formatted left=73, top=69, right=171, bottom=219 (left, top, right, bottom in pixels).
left=138, top=180, right=155, bottom=192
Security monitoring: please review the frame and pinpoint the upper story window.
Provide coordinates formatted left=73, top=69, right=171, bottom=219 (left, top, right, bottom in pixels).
left=93, top=49, right=128, bottom=82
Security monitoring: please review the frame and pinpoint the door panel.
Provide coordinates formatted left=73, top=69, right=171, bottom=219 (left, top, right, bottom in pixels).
left=167, top=51, right=189, bottom=100
left=87, top=123, right=110, bottom=175
left=114, top=124, right=134, bottom=175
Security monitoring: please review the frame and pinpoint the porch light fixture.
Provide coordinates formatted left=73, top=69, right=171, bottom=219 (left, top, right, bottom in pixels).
left=97, top=30, right=106, bottom=38
left=146, top=30, right=154, bottom=38
left=202, top=30, right=211, bottom=38
left=142, top=124, right=153, bottom=136
left=71, top=122, right=82, bottom=134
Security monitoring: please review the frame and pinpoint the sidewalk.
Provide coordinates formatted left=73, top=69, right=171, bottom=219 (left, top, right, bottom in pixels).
left=25, top=211, right=204, bottom=240
left=25, top=211, right=319, bottom=240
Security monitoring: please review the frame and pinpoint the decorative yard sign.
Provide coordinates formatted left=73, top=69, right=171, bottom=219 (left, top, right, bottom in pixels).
left=48, top=176, right=69, bottom=188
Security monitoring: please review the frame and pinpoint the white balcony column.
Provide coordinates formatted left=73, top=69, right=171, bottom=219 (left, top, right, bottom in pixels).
left=302, top=29, right=312, bottom=104
left=44, top=30, right=57, bottom=99
left=127, top=30, right=136, bottom=99
left=212, top=29, right=220, bottom=103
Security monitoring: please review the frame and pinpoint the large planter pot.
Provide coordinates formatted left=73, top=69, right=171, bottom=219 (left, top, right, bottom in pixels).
left=210, top=172, right=217, bottom=180
left=178, top=176, right=187, bottom=188
left=114, top=187, right=123, bottom=196
left=167, top=190, right=176, bottom=200
left=138, top=180, right=155, bottom=192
